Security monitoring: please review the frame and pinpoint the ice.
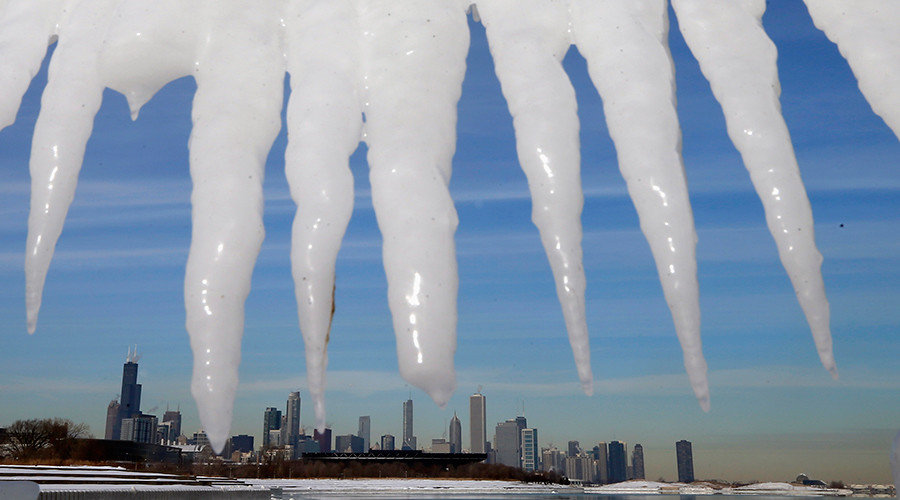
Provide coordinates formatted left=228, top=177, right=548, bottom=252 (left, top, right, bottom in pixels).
left=672, top=0, right=836, bottom=378
left=803, top=0, right=900, bottom=138
left=3, top=0, right=893, bottom=453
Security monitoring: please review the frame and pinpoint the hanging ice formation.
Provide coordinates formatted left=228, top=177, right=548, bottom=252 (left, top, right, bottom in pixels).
left=1, top=0, right=896, bottom=453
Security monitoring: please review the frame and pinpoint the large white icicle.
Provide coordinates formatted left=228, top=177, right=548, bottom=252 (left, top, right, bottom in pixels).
left=573, top=0, right=709, bottom=409
left=477, top=0, right=593, bottom=395
left=284, top=0, right=362, bottom=433
left=0, top=0, right=66, bottom=131
left=360, top=1, right=470, bottom=407
left=803, top=0, right=900, bottom=138
left=182, top=3, right=285, bottom=453
left=24, top=1, right=119, bottom=335
left=672, top=0, right=836, bottom=377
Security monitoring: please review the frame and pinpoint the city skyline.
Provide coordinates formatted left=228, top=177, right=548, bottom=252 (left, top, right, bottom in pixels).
left=0, top=1, right=896, bottom=485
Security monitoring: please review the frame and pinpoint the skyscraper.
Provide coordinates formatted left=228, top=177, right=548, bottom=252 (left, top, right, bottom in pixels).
left=162, top=409, right=182, bottom=440
left=469, top=392, right=486, bottom=454
left=263, top=407, right=281, bottom=448
left=313, top=428, right=332, bottom=452
left=521, top=428, right=538, bottom=471
left=607, top=440, right=627, bottom=483
left=108, top=348, right=142, bottom=441
left=676, top=440, right=695, bottom=483
left=567, top=440, right=580, bottom=457
left=358, top=416, right=371, bottom=451
left=104, top=399, right=120, bottom=440
left=381, top=434, right=395, bottom=451
left=449, top=412, right=462, bottom=453
left=402, top=399, right=416, bottom=450
left=595, top=442, right=609, bottom=484
left=493, top=418, right=525, bottom=468
left=285, top=392, right=301, bottom=446
left=632, top=444, right=645, bottom=479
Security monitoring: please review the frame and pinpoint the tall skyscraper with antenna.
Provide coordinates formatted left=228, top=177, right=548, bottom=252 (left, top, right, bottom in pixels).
left=402, top=399, right=416, bottom=450
left=107, top=347, right=142, bottom=440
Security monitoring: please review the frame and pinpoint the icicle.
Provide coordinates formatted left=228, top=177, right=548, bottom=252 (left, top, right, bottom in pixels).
left=803, top=0, right=900, bottom=138
left=284, top=0, right=361, bottom=433
left=181, top=2, right=285, bottom=453
left=359, top=1, right=470, bottom=407
left=24, top=0, right=119, bottom=334
left=0, top=0, right=66, bottom=131
left=672, top=0, right=836, bottom=378
left=477, top=0, right=593, bottom=395
left=573, top=0, right=708, bottom=409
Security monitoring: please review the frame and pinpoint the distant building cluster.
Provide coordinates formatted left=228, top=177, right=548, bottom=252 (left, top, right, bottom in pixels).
left=101, top=354, right=695, bottom=479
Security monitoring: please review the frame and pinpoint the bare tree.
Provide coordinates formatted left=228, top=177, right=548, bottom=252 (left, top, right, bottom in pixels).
left=3, top=418, right=89, bottom=460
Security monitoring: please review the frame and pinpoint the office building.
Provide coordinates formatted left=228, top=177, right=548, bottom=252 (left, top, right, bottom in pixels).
left=358, top=416, right=371, bottom=451
left=595, top=442, right=609, bottom=484
left=104, top=399, right=120, bottom=440
left=568, top=440, right=580, bottom=458
left=263, top=407, right=281, bottom=448
left=607, top=441, right=627, bottom=483
left=676, top=440, right=694, bottom=483
left=285, top=392, right=301, bottom=446
left=632, top=444, right=645, bottom=479
left=231, top=434, right=254, bottom=453
left=381, top=434, right=395, bottom=451
left=469, top=392, right=486, bottom=453
left=335, top=434, right=365, bottom=453
left=449, top=412, right=462, bottom=453
left=107, top=349, right=142, bottom=441
left=162, top=409, right=182, bottom=440
left=193, top=430, right=210, bottom=449
left=402, top=399, right=416, bottom=450
left=521, top=428, right=538, bottom=471
left=120, top=413, right=156, bottom=444
left=314, top=428, right=332, bottom=452
left=493, top=418, right=525, bottom=468
left=430, top=438, right=452, bottom=453
left=541, top=447, right=562, bottom=473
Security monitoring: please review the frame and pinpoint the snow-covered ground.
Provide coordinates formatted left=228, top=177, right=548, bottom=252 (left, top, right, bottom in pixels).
left=246, top=478, right=582, bottom=497
left=585, top=479, right=854, bottom=496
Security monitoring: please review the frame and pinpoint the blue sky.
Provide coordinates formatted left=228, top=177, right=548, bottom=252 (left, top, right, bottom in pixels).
left=0, top=1, right=897, bottom=483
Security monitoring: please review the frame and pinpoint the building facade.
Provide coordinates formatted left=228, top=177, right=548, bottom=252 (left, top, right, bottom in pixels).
left=402, top=399, right=416, bottom=450
left=493, top=418, right=525, bottom=468
left=335, top=434, right=365, bottom=453
left=381, top=434, right=395, bottom=451
left=104, top=399, right=120, bottom=440
left=285, top=392, right=301, bottom=446
left=676, top=439, right=694, bottom=483
left=263, top=407, right=282, bottom=448
left=521, top=428, right=538, bottom=471
left=449, top=412, right=462, bottom=453
left=162, top=410, right=182, bottom=441
left=358, top=416, right=371, bottom=451
left=469, top=392, right=486, bottom=454
left=632, top=443, right=645, bottom=479
left=313, top=428, right=332, bottom=453
left=595, top=442, right=609, bottom=484
left=607, top=440, right=627, bottom=483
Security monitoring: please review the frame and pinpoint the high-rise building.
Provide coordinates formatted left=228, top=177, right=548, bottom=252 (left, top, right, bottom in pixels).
left=430, top=438, right=452, bottom=453
left=493, top=418, right=525, bottom=468
left=313, top=428, right=332, bottom=452
left=285, top=392, right=301, bottom=446
left=193, top=430, right=210, bottom=450
left=231, top=434, right=254, bottom=453
left=263, top=407, right=282, bottom=448
left=676, top=440, right=694, bottom=483
left=595, top=442, right=609, bottom=484
left=120, top=414, right=157, bottom=444
left=335, top=434, right=365, bottom=453
left=162, top=409, right=182, bottom=439
left=104, top=399, right=120, bottom=440
left=109, top=349, right=143, bottom=441
left=469, top=392, right=486, bottom=454
left=541, top=447, right=562, bottom=473
left=358, top=416, right=371, bottom=451
left=381, top=434, right=395, bottom=451
left=402, top=399, right=416, bottom=450
left=449, top=412, right=462, bottom=453
left=521, top=428, right=538, bottom=471
left=607, top=440, right=627, bottom=483
left=567, top=440, right=580, bottom=457
left=632, top=444, right=645, bottom=479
